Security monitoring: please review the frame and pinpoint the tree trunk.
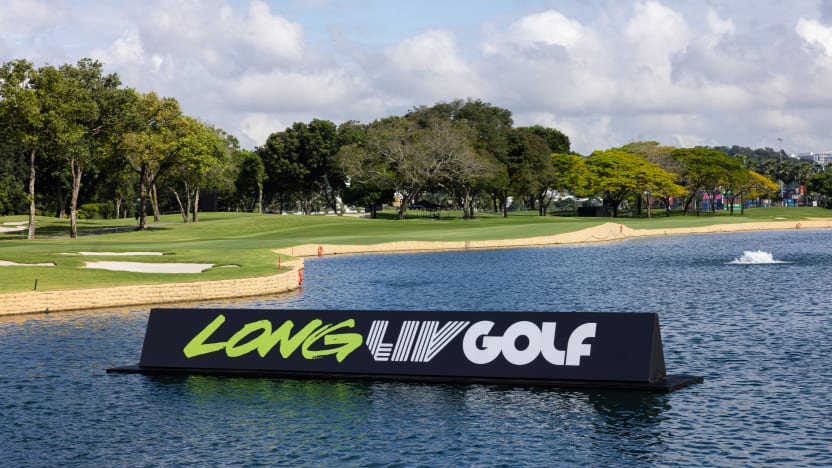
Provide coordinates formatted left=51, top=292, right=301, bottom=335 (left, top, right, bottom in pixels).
left=257, top=184, right=263, bottom=214
left=171, top=187, right=187, bottom=222
left=27, top=149, right=36, bottom=240
left=501, top=191, right=508, bottom=218
left=185, top=182, right=192, bottom=222
left=151, top=183, right=160, bottom=222
left=138, top=163, right=149, bottom=230
left=462, top=186, right=472, bottom=219
left=682, top=195, right=694, bottom=216
left=69, top=158, right=82, bottom=239
left=192, top=188, right=200, bottom=222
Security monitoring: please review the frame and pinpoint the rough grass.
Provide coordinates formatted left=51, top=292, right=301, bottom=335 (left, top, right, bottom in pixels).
left=1, top=207, right=830, bottom=293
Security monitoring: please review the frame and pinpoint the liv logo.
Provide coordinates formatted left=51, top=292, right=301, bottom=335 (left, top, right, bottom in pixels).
left=366, top=320, right=470, bottom=362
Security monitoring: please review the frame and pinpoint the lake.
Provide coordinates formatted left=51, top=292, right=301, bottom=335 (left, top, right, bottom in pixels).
left=1, top=229, right=830, bottom=466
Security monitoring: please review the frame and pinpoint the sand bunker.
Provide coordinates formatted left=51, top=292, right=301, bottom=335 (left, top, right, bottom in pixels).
left=83, top=261, right=213, bottom=274
left=0, top=260, right=55, bottom=267
left=0, top=222, right=28, bottom=233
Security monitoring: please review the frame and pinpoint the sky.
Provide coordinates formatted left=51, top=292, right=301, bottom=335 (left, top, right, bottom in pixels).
left=2, top=0, right=832, bottom=155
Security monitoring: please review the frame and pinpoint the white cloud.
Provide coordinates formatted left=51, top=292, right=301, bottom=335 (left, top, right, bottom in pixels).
left=244, top=0, right=305, bottom=61
left=796, top=18, right=832, bottom=56
left=227, top=68, right=362, bottom=112
left=706, top=8, right=735, bottom=39
left=624, top=1, right=691, bottom=80
left=89, top=29, right=146, bottom=69
left=380, top=29, right=482, bottom=102
left=240, top=112, right=286, bottom=145
left=0, top=0, right=66, bottom=36
left=483, top=10, right=585, bottom=53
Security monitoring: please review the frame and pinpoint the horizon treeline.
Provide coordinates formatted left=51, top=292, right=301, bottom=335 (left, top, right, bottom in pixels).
left=2, top=58, right=831, bottom=238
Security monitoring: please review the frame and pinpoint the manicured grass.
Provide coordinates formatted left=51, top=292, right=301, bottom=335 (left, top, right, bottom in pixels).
left=1, top=207, right=830, bottom=293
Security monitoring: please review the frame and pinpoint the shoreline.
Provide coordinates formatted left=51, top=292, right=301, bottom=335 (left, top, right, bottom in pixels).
left=274, top=220, right=831, bottom=257
left=0, top=260, right=304, bottom=317
left=3, top=220, right=830, bottom=317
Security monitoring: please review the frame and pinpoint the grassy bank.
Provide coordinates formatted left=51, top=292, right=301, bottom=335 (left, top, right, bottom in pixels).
left=1, top=207, right=829, bottom=293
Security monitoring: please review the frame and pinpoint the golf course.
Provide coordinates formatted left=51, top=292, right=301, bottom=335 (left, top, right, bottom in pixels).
left=2, top=207, right=831, bottom=315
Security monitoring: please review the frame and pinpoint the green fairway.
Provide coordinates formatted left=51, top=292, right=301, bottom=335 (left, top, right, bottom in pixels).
left=1, top=207, right=830, bottom=293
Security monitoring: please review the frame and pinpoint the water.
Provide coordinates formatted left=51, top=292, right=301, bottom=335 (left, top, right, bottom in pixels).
left=2, top=229, right=831, bottom=466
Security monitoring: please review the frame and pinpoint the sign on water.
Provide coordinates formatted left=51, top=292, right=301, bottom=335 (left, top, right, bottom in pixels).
left=108, top=308, right=703, bottom=392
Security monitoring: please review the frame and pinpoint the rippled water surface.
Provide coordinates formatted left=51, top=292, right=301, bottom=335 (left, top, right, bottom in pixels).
left=2, top=229, right=831, bottom=466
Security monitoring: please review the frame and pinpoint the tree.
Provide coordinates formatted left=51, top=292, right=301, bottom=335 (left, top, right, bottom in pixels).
left=524, top=125, right=570, bottom=154
left=622, top=141, right=679, bottom=172
left=0, top=142, right=27, bottom=215
left=0, top=59, right=44, bottom=239
left=671, top=148, right=743, bottom=215
left=587, top=149, right=683, bottom=217
left=410, top=99, right=514, bottom=217
left=259, top=119, right=341, bottom=215
left=234, top=150, right=266, bottom=213
left=807, top=169, right=832, bottom=208
left=53, top=59, right=123, bottom=237
left=736, top=170, right=779, bottom=212
left=505, top=127, right=553, bottom=215
left=550, top=153, right=590, bottom=212
left=164, top=118, right=227, bottom=223
left=119, top=92, right=186, bottom=230
left=338, top=115, right=473, bottom=219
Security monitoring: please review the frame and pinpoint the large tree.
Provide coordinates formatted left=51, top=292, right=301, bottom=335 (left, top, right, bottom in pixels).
left=119, top=92, right=187, bottom=230
left=505, top=127, right=553, bottom=216
left=587, top=149, right=683, bottom=217
left=259, top=119, right=341, bottom=214
left=410, top=99, right=514, bottom=216
left=164, top=118, right=228, bottom=223
left=338, top=115, right=473, bottom=219
left=807, top=169, right=832, bottom=208
left=0, top=142, right=27, bottom=215
left=0, top=59, right=45, bottom=239
left=550, top=153, right=590, bottom=212
left=234, top=150, right=266, bottom=213
left=52, top=59, right=124, bottom=237
left=671, top=148, right=745, bottom=215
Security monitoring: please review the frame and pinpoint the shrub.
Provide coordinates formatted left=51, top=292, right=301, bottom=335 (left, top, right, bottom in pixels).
left=78, top=202, right=115, bottom=219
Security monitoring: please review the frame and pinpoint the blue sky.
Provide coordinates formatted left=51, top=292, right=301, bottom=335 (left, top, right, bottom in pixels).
left=2, top=0, right=832, bottom=154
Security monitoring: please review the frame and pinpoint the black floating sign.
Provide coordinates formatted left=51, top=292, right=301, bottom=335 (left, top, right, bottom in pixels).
left=108, top=309, right=703, bottom=392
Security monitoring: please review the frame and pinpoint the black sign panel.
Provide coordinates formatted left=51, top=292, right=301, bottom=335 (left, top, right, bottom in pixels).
left=136, top=309, right=668, bottom=383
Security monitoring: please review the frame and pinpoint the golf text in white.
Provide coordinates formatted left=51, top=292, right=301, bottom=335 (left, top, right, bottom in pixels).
left=463, top=321, right=597, bottom=366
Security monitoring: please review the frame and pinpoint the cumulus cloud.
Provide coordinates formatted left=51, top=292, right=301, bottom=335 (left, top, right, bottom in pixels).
left=378, top=29, right=482, bottom=103
left=796, top=18, right=832, bottom=55
left=0, top=0, right=68, bottom=59
left=482, top=10, right=586, bottom=53
left=240, top=112, right=286, bottom=145
left=0, top=0, right=66, bottom=36
left=4, top=0, right=832, bottom=154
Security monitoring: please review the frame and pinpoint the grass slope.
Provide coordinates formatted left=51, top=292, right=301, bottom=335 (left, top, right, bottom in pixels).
left=1, top=207, right=829, bottom=293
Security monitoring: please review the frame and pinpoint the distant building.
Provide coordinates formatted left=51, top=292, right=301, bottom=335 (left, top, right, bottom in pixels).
left=793, top=151, right=832, bottom=167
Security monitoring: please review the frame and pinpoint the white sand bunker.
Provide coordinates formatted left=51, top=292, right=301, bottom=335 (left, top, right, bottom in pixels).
left=77, top=251, right=164, bottom=256
left=0, top=260, right=55, bottom=267
left=0, top=222, right=28, bottom=233
left=84, top=261, right=213, bottom=274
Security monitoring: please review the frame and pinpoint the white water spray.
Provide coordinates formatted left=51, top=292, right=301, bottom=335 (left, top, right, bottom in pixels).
left=728, top=250, right=785, bottom=264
